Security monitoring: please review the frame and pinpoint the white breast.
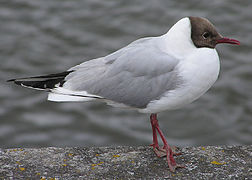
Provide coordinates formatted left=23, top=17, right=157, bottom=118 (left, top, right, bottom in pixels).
left=140, top=48, right=220, bottom=113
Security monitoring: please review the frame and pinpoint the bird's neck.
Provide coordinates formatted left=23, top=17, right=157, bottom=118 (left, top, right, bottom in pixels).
left=161, top=17, right=197, bottom=59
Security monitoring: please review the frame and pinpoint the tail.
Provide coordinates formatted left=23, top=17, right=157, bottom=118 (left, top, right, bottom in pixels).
left=7, top=71, right=73, bottom=90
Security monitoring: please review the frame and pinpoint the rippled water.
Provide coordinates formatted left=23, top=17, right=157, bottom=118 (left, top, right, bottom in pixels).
left=1, top=0, right=251, bottom=148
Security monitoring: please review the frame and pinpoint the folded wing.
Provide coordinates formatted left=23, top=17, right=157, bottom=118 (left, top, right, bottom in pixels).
left=59, top=38, right=181, bottom=108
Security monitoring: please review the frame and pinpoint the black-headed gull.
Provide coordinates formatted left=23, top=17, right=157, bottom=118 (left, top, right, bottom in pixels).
left=8, top=16, right=240, bottom=172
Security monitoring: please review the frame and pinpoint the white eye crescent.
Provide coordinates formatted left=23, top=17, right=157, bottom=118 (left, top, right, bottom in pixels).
left=202, top=32, right=210, bottom=39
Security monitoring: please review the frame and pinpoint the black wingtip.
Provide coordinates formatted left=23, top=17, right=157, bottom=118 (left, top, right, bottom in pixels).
left=7, top=71, right=74, bottom=89
left=7, top=79, right=16, bottom=82
left=7, top=79, right=22, bottom=86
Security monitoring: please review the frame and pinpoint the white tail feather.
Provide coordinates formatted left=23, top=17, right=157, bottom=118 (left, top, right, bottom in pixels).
left=48, top=87, right=103, bottom=102
left=48, top=93, right=95, bottom=102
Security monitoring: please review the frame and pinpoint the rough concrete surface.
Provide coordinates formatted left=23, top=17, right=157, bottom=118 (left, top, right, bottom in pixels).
left=0, top=145, right=251, bottom=179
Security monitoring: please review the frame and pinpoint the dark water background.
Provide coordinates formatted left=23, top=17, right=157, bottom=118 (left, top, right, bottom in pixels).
left=0, top=0, right=251, bottom=148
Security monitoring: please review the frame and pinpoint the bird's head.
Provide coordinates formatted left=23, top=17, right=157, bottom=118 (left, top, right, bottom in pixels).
left=189, top=16, right=240, bottom=48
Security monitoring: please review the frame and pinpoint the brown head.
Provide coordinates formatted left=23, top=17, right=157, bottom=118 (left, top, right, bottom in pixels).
left=189, top=16, right=240, bottom=48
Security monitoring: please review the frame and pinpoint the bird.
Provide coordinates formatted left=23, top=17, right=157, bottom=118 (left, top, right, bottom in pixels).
left=8, top=16, right=240, bottom=172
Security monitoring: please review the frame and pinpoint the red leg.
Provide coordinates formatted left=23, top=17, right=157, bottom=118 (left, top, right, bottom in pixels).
left=150, top=114, right=167, bottom=157
left=150, top=113, right=184, bottom=172
left=150, top=114, right=159, bottom=149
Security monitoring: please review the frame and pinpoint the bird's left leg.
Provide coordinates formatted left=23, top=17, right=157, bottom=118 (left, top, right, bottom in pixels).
left=150, top=114, right=166, bottom=157
left=150, top=113, right=166, bottom=157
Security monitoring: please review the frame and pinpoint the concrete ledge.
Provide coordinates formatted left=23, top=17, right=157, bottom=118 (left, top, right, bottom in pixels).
left=0, top=145, right=251, bottom=179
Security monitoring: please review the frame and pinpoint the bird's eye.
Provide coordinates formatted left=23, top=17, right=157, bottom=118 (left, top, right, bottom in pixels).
left=202, top=32, right=210, bottom=39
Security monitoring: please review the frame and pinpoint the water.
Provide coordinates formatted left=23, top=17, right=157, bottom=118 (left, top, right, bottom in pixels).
left=0, top=0, right=251, bottom=148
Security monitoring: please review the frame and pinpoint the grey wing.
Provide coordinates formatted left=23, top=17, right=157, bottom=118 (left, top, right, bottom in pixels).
left=63, top=39, right=181, bottom=108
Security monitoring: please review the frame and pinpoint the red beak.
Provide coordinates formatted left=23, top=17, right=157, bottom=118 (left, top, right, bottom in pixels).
left=216, top=37, right=240, bottom=45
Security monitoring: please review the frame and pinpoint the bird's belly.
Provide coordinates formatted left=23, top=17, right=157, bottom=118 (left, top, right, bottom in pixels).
left=140, top=48, right=220, bottom=113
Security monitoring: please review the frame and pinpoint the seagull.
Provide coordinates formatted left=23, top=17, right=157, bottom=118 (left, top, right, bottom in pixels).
left=8, top=16, right=240, bottom=172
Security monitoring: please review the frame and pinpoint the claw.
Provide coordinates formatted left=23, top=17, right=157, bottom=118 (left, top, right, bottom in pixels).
left=153, top=148, right=167, bottom=157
